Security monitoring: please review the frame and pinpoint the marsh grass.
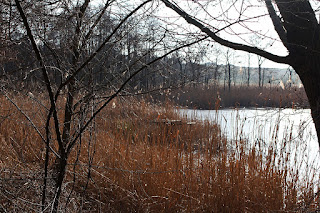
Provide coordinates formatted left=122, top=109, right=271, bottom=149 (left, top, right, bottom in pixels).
left=0, top=94, right=319, bottom=212
left=166, top=85, right=309, bottom=109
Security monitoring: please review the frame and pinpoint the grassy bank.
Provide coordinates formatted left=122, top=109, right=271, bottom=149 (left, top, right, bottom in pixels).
left=0, top=95, right=318, bottom=212
left=164, top=86, right=309, bottom=109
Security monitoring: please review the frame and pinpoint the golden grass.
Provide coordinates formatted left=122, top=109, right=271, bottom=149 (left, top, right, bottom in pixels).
left=0, top=94, right=318, bottom=212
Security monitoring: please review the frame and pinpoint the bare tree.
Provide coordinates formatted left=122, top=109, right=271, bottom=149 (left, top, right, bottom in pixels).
left=222, top=49, right=233, bottom=91
left=258, top=55, right=266, bottom=88
left=161, top=0, right=320, bottom=146
left=247, top=53, right=251, bottom=87
left=213, top=57, right=220, bottom=87
left=0, top=0, right=207, bottom=211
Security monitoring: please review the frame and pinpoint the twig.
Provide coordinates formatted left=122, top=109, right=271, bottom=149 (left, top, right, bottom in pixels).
left=163, top=187, right=200, bottom=203
left=1, top=90, right=59, bottom=158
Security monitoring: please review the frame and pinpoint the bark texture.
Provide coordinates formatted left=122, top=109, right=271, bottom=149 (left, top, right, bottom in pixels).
left=272, top=0, right=320, bottom=145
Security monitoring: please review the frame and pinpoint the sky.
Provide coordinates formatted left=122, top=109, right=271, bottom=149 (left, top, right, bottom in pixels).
left=90, top=0, right=320, bottom=69
left=153, top=0, right=320, bottom=69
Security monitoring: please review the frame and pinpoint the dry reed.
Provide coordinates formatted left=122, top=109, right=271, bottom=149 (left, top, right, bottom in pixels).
left=0, top=94, right=318, bottom=212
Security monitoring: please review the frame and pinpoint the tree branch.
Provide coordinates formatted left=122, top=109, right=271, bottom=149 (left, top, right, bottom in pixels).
left=1, top=90, right=59, bottom=158
left=264, top=0, right=288, bottom=47
left=161, top=0, right=290, bottom=65
left=55, top=0, right=152, bottom=100
left=80, top=0, right=115, bottom=51
left=14, top=0, right=64, bottom=153
left=66, top=36, right=208, bottom=155
left=273, top=0, right=318, bottom=54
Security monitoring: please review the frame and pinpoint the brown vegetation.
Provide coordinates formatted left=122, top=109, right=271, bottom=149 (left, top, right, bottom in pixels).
left=167, top=86, right=309, bottom=109
left=0, top=95, right=318, bottom=212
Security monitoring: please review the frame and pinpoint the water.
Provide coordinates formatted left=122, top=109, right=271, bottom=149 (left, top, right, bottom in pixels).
left=180, top=108, right=317, bottom=148
left=180, top=108, right=320, bottom=182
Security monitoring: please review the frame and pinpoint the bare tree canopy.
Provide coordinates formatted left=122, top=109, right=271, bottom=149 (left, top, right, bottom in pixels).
left=0, top=0, right=208, bottom=211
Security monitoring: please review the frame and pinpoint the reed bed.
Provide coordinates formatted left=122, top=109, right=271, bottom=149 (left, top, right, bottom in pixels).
left=166, top=85, right=309, bottom=109
left=0, top=94, right=318, bottom=212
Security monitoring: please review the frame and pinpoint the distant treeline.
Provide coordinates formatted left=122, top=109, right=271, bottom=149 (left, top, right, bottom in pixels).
left=1, top=20, right=296, bottom=96
left=1, top=1, right=301, bottom=103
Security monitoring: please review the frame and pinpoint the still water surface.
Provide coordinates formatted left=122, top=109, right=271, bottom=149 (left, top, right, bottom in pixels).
left=180, top=108, right=320, bottom=181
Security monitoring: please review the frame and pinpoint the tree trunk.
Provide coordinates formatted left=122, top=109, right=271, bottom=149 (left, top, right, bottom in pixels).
left=262, top=68, right=265, bottom=88
left=161, top=0, right=320, bottom=146
left=228, top=63, right=231, bottom=91
left=52, top=156, right=67, bottom=213
left=294, top=58, right=320, bottom=145
left=258, top=64, right=261, bottom=88
left=214, top=58, right=219, bottom=87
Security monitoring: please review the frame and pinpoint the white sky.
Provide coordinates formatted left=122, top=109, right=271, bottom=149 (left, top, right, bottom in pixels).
left=90, top=0, right=320, bottom=69
left=153, top=0, right=320, bottom=69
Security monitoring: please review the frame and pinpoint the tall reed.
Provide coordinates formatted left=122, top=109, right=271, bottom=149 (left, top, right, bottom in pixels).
left=0, top=95, right=318, bottom=212
left=165, top=85, right=309, bottom=109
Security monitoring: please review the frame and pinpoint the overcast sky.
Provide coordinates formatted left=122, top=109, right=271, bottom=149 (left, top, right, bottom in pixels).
left=90, top=0, right=320, bottom=69
left=154, top=0, right=320, bottom=69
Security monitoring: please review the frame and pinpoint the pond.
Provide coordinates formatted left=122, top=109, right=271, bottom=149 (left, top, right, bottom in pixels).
left=179, top=108, right=320, bottom=182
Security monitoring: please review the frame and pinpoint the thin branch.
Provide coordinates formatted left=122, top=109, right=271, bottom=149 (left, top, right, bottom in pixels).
left=161, top=0, right=290, bottom=65
left=80, top=0, right=115, bottom=50
left=1, top=90, right=59, bottom=158
left=264, top=0, right=288, bottom=47
left=55, top=0, right=152, bottom=100
left=14, top=2, right=65, bottom=208
left=66, top=36, right=208, bottom=155
left=72, top=0, right=91, bottom=61
left=14, top=0, right=64, bottom=152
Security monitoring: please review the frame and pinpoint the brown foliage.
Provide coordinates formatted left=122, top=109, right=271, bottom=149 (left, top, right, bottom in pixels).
left=0, top=95, right=318, bottom=212
left=168, top=86, right=309, bottom=109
